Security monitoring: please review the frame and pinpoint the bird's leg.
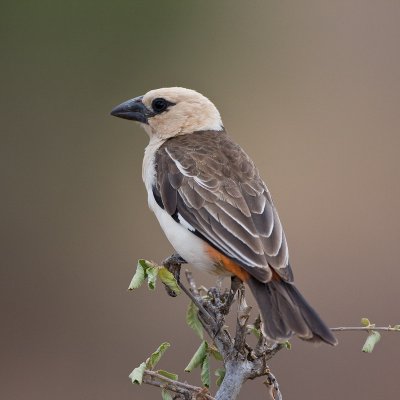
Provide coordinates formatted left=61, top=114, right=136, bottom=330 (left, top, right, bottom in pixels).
left=221, top=275, right=242, bottom=315
left=161, top=253, right=186, bottom=297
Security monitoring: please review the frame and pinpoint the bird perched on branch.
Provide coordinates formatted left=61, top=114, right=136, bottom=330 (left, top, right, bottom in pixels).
left=111, top=87, right=337, bottom=345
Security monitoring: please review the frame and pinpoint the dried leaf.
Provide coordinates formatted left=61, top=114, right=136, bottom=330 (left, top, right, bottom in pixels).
left=185, top=341, right=208, bottom=372
left=161, top=389, right=173, bottom=400
left=201, top=355, right=210, bottom=388
left=139, top=259, right=157, bottom=271
left=215, top=367, right=225, bottom=387
left=128, top=262, right=146, bottom=290
left=362, top=331, right=381, bottom=353
left=208, top=345, right=223, bottom=361
left=157, top=369, right=178, bottom=381
left=158, top=267, right=181, bottom=295
left=147, top=342, right=170, bottom=369
left=129, top=362, right=146, bottom=384
left=146, top=266, right=159, bottom=290
left=186, top=301, right=204, bottom=339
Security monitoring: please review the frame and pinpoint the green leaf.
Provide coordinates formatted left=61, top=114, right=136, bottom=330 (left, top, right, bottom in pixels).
left=147, top=342, right=170, bottom=369
left=283, top=341, right=292, bottom=350
left=247, top=324, right=261, bottom=339
left=361, top=317, right=371, bottom=327
left=158, top=267, right=181, bottom=295
left=161, top=389, right=173, bottom=400
left=138, top=258, right=157, bottom=272
left=185, top=341, right=208, bottom=372
left=138, top=259, right=150, bottom=268
left=128, top=262, right=146, bottom=290
left=186, top=301, right=204, bottom=339
left=146, top=266, right=159, bottom=290
left=129, top=362, right=146, bottom=384
left=157, top=369, right=178, bottom=381
left=215, top=367, right=225, bottom=387
left=208, top=345, right=223, bottom=361
left=362, top=330, right=381, bottom=353
left=393, top=325, right=400, bottom=331
left=201, top=355, right=210, bottom=388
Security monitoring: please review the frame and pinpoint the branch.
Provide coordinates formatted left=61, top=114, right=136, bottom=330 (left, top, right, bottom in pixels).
left=128, top=258, right=400, bottom=399
left=143, top=370, right=214, bottom=400
left=181, top=269, right=284, bottom=400
left=331, top=323, right=400, bottom=353
left=331, top=326, right=400, bottom=332
left=264, top=372, right=282, bottom=400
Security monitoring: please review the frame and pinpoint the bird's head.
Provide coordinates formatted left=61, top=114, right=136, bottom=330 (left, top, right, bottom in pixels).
left=111, top=87, right=223, bottom=139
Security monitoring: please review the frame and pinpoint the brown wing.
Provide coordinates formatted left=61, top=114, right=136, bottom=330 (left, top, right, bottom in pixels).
left=154, top=130, right=293, bottom=283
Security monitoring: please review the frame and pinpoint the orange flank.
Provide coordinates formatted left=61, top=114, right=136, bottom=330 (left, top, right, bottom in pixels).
left=205, top=245, right=250, bottom=282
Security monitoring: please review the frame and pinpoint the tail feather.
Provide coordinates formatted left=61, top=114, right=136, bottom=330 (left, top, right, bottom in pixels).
left=248, top=277, right=337, bottom=345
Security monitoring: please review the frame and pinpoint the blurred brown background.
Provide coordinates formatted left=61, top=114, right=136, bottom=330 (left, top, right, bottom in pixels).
left=1, top=1, right=399, bottom=399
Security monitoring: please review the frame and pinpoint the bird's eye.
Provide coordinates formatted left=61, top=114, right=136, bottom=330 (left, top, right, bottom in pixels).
left=152, top=98, right=169, bottom=113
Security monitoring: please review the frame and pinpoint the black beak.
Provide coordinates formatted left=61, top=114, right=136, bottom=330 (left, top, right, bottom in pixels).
left=110, top=96, right=151, bottom=123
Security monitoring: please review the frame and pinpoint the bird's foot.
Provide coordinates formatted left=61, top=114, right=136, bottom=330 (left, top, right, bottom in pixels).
left=162, top=253, right=187, bottom=267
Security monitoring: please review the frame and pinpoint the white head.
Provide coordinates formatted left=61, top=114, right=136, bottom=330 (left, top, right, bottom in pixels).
left=111, top=87, right=223, bottom=139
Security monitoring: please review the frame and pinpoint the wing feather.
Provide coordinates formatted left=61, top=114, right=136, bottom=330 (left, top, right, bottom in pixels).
left=155, top=131, right=292, bottom=283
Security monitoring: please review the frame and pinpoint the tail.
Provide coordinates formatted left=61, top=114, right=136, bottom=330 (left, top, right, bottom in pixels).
left=248, top=276, right=337, bottom=345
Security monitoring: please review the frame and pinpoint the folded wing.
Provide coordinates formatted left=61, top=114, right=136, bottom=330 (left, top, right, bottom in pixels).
left=154, top=130, right=293, bottom=283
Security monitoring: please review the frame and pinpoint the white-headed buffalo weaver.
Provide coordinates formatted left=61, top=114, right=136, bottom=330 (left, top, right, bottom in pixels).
left=111, top=87, right=337, bottom=345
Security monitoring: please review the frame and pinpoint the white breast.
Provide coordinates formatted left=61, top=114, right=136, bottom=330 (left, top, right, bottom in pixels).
left=142, top=138, right=218, bottom=274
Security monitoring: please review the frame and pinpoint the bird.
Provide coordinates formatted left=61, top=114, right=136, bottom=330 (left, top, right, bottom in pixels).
left=111, top=87, right=337, bottom=345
